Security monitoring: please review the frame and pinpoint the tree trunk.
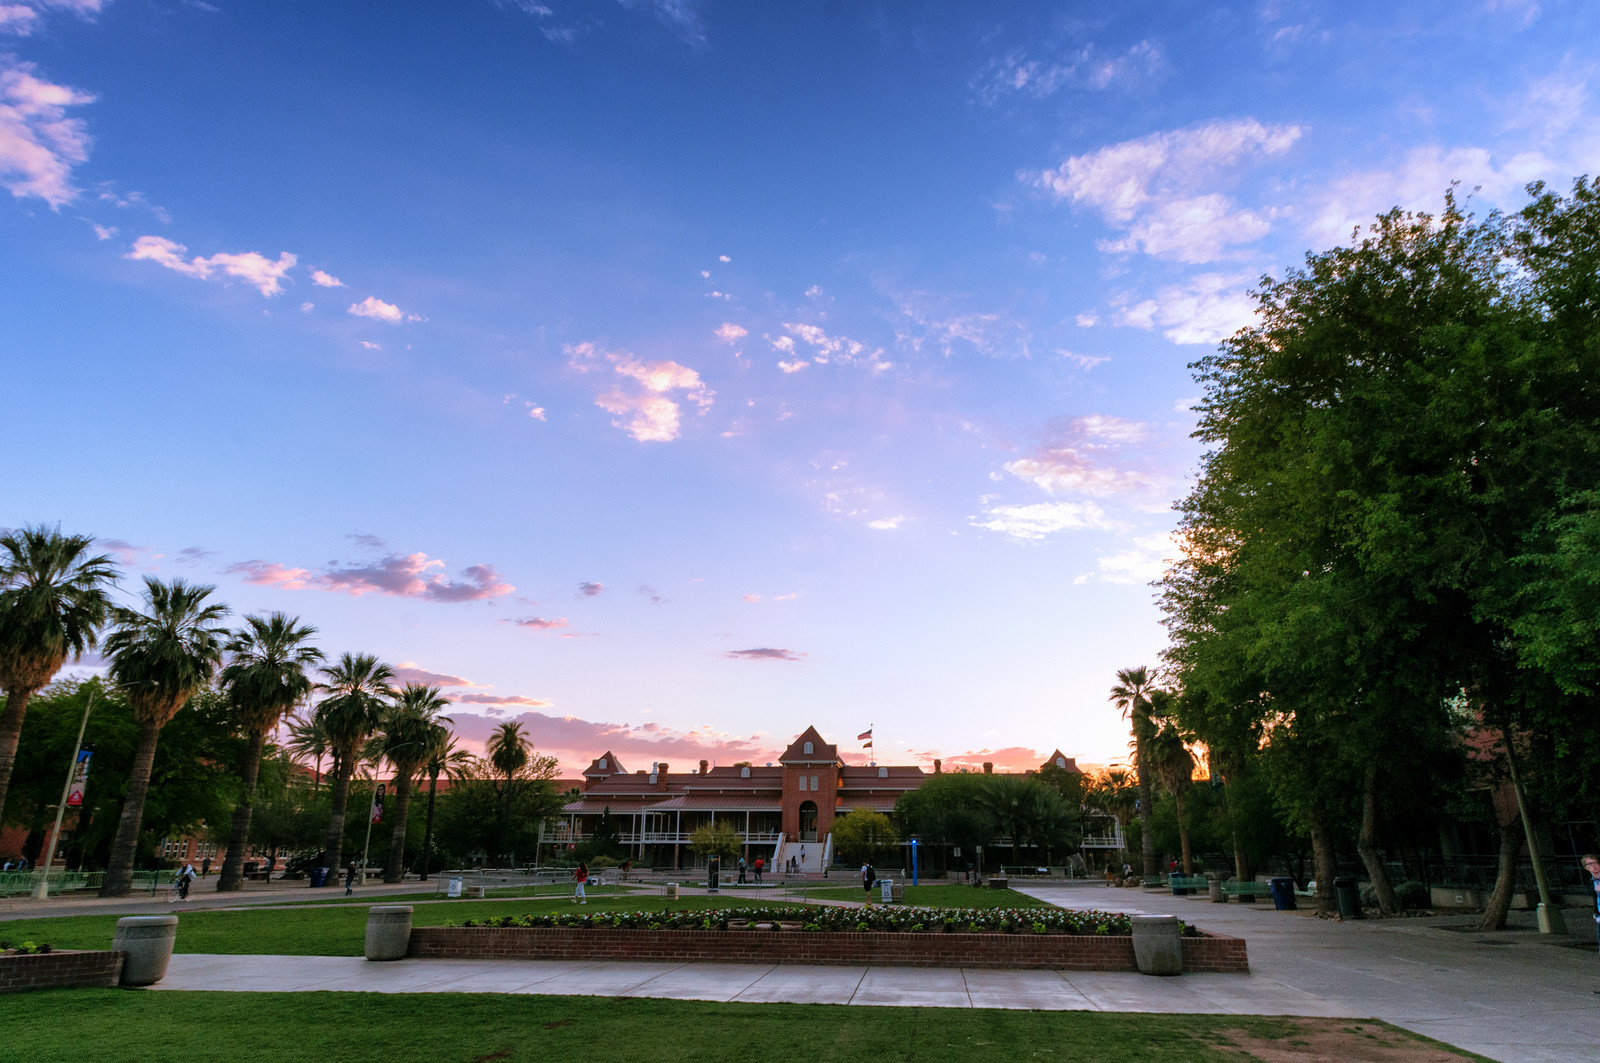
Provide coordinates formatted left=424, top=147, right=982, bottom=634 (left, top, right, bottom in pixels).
left=1134, top=730, right=1157, bottom=880
left=419, top=772, right=439, bottom=881
left=1356, top=760, right=1399, bottom=915
left=1307, top=812, right=1337, bottom=917
left=0, top=685, right=37, bottom=827
left=321, top=755, right=354, bottom=885
left=1175, top=791, right=1193, bottom=874
left=216, top=729, right=266, bottom=892
left=99, top=718, right=163, bottom=897
left=1478, top=808, right=1525, bottom=931
left=1222, top=780, right=1250, bottom=881
left=384, top=772, right=412, bottom=883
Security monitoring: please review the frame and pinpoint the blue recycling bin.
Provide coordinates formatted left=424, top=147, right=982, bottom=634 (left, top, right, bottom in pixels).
left=1170, top=872, right=1186, bottom=896
left=1268, top=876, right=1297, bottom=910
left=309, top=866, right=328, bottom=888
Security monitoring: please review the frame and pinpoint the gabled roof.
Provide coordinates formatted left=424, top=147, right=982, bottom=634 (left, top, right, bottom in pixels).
left=583, top=751, right=626, bottom=777
left=779, top=725, right=838, bottom=764
left=1041, top=750, right=1082, bottom=774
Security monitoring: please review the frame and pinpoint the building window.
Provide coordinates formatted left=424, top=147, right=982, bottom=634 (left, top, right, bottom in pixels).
left=740, top=766, right=750, bottom=778
left=811, top=775, right=818, bottom=790
left=648, top=773, right=657, bottom=785
left=798, top=776, right=807, bottom=791
left=1056, top=756, right=1066, bottom=769
left=599, top=758, right=607, bottom=770
left=803, top=741, right=814, bottom=754
left=878, top=767, right=888, bottom=778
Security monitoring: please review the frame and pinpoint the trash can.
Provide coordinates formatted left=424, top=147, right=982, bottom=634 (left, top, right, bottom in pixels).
left=1268, top=876, right=1297, bottom=910
left=1170, top=872, right=1186, bottom=896
left=1333, top=876, right=1361, bottom=919
left=1208, top=876, right=1226, bottom=903
left=309, top=866, right=328, bottom=888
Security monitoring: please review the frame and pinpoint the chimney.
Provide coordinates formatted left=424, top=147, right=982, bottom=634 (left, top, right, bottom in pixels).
left=983, top=761, right=993, bottom=774
left=657, top=763, right=670, bottom=790
left=699, top=759, right=709, bottom=775
left=933, top=759, right=942, bottom=774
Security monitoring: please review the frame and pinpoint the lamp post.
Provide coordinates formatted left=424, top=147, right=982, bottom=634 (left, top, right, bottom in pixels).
left=32, top=687, right=99, bottom=901
left=910, top=835, right=919, bottom=887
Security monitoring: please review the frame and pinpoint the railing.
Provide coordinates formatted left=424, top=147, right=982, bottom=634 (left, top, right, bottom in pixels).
left=0, top=870, right=106, bottom=896
left=1080, top=832, right=1126, bottom=849
left=548, top=830, right=783, bottom=845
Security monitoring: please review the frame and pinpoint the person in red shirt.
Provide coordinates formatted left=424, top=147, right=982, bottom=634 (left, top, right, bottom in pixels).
left=573, top=862, right=588, bottom=904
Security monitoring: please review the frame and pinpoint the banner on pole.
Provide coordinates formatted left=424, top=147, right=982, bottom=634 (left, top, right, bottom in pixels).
left=66, top=748, right=92, bottom=807
left=371, top=783, right=385, bottom=824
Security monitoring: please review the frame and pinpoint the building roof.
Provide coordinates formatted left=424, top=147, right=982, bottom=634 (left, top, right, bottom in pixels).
left=649, top=794, right=782, bottom=811
left=1041, top=750, right=1083, bottom=774
left=583, top=751, right=627, bottom=778
left=779, top=724, right=838, bottom=765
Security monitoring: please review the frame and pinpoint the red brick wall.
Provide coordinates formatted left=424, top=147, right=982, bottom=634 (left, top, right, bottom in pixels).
left=0, top=950, right=124, bottom=993
left=408, top=927, right=1248, bottom=973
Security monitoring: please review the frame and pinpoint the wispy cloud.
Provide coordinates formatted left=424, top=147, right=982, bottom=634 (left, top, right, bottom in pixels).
left=0, top=59, right=94, bottom=206
left=228, top=550, right=514, bottom=603
left=769, top=323, right=891, bottom=373
left=972, top=40, right=1161, bottom=105
left=100, top=537, right=161, bottom=569
left=456, top=692, right=553, bottom=708
left=392, top=662, right=485, bottom=687
left=969, top=500, right=1115, bottom=542
left=311, top=269, right=344, bottom=287
left=1026, top=118, right=1301, bottom=263
left=1075, top=531, right=1182, bottom=586
left=714, top=322, right=747, bottom=343
left=1113, top=272, right=1256, bottom=345
left=724, top=647, right=805, bottom=661
left=127, top=235, right=297, bottom=296
left=446, top=706, right=780, bottom=773
left=568, top=340, right=713, bottom=443
left=348, top=295, right=411, bottom=322
left=577, top=581, right=604, bottom=597
left=1001, top=415, right=1153, bottom=497
left=505, top=616, right=569, bottom=631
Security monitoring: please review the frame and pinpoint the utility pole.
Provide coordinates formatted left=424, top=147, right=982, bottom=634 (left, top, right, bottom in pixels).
left=32, top=688, right=97, bottom=901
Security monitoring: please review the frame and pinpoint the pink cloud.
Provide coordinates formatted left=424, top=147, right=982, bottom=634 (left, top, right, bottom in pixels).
left=456, top=693, right=553, bottom=708
left=126, top=235, right=297, bottom=296
left=0, top=60, right=95, bottom=207
left=226, top=550, right=513, bottom=603
left=446, top=709, right=782, bottom=774
left=567, top=341, right=713, bottom=443
left=227, top=560, right=314, bottom=590
left=725, top=647, right=806, bottom=662
left=1001, top=415, right=1154, bottom=497
left=100, top=538, right=161, bottom=569
left=504, top=616, right=569, bottom=631
left=578, top=581, right=604, bottom=597
left=937, top=746, right=1046, bottom=773
left=392, top=662, right=484, bottom=688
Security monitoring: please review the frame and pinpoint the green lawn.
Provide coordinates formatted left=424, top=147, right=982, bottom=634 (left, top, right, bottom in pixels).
left=0, top=991, right=1489, bottom=1063
left=801, top=883, right=1056, bottom=909
left=0, top=893, right=755, bottom=957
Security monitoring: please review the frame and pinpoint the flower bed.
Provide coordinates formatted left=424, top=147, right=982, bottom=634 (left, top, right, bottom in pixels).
left=0, top=948, right=124, bottom=993
left=411, top=906, right=1247, bottom=972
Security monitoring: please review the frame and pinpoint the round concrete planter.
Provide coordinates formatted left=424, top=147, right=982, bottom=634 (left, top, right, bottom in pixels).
left=365, top=905, right=414, bottom=961
left=1208, top=877, right=1227, bottom=903
left=112, top=915, right=178, bottom=986
left=1130, top=914, right=1183, bottom=976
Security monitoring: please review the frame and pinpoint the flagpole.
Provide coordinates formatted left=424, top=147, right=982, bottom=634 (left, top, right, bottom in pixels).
left=33, top=687, right=97, bottom=901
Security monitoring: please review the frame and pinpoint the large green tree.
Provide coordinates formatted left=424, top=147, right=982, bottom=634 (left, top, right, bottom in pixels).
left=0, top=526, right=117, bottom=828
left=99, top=578, right=229, bottom=896
left=215, top=613, right=323, bottom=891
left=376, top=684, right=452, bottom=882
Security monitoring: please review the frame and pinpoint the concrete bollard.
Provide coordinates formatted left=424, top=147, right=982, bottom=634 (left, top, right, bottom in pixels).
left=1209, top=877, right=1227, bottom=903
left=113, top=915, right=178, bottom=986
left=1131, top=914, right=1183, bottom=976
left=365, top=905, right=414, bottom=961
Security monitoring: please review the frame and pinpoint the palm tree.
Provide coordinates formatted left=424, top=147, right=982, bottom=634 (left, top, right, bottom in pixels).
left=376, top=684, right=452, bottom=883
left=485, top=721, right=529, bottom=866
left=284, top=712, right=331, bottom=791
left=313, top=653, right=394, bottom=883
left=98, top=578, right=229, bottom=896
left=1146, top=705, right=1197, bottom=874
left=417, top=726, right=471, bottom=880
left=1109, top=665, right=1159, bottom=881
left=0, top=525, right=118, bottom=825
left=214, top=613, right=323, bottom=892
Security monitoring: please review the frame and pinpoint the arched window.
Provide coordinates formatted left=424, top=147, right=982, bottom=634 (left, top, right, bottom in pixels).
left=803, top=741, right=814, bottom=754
left=599, top=758, right=607, bottom=770
left=1055, top=756, right=1066, bottom=769
left=811, top=775, right=819, bottom=790
left=878, top=766, right=888, bottom=778
left=798, top=776, right=807, bottom=791
left=740, top=766, right=750, bottom=778
left=648, top=773, right=657, bottom=785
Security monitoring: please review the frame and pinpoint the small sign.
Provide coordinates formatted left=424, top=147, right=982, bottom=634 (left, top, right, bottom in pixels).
left=447, top=877, right=462, bottom=898
left=66, top=749, right=92, bottom=807
left=880, top=877, right=893, bottom=904
left=370, top=783, right=385, bottom=824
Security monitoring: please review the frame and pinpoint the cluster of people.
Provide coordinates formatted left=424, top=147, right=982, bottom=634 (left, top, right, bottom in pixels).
left=1, top=857, right=30, bottom=872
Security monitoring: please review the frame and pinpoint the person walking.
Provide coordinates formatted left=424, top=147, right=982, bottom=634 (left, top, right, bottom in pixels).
left=861, top=861, right=876, bottom=896
left=753, top=856, right=763, bottom=883
left=344, top=861, right=357, bottom=896
left=201, top=856, right=211, bottom=877
left=1583, top=853, right=1600, bottom=991
left=573, top=862, right=588, bottom=904
left=738, top=856, right=747, bottom=884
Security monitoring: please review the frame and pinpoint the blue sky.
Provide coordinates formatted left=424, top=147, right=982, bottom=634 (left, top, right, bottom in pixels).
left=3, top=0, right=1595, bottom=773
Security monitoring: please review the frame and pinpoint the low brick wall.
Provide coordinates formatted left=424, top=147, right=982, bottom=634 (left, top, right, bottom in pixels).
left=408, top=927, right=1247, bottom=973
left=0, top=950, right=124, bottom=993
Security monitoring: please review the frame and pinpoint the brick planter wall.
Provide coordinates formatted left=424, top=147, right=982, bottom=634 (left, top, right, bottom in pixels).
left=0, top=950, right=124, bottom=993
left=408, top=927, right=1247, bottom=973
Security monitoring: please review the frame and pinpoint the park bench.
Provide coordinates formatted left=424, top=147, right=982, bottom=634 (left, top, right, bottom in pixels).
left=1219, top=880, right=1274, bottom=902
left=1168, top=874, right=1208, bottom=895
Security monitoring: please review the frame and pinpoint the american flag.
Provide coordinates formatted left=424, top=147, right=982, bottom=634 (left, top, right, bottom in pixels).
left=858, top=728, right=873, bottom=744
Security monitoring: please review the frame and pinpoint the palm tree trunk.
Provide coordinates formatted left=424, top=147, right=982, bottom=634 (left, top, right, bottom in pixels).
left=1307, top=811, right=1337, bottom=917
left=1175, top=791, right=1193, bottom=874
left=1356, top=759, right=1399, bottom=915
left=1222, top=778, right=1250, bottom=881
left=216, top=729, right=266, bottom=892
left=1134, top=731, right=1157, bottom=881
left=99, top=718, right=163, bottom=897
left=322, top=755, right=354, bottom=885
left=0, top=685, right=37, bottom=828
left=384, top=773, right=412, bottom=883
left=419, top=771, right=440, bottom=880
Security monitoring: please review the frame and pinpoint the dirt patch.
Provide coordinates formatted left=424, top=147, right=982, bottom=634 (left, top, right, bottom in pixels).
left=1208, top=1019, right=1485, bottom=1062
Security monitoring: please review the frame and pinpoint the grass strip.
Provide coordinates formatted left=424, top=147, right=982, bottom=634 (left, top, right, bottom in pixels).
left=0, top=990, right=1490, bottom=1063
left=800, top=884, right=1055, bottom=909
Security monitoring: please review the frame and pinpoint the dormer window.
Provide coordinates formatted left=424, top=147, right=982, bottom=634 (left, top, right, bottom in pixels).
left=803, top=741, right=814, bottom=754
left=878, top=767, right=888, bottom=778
left=649, top=773, right=658, bottom=785
left=740, top=766, right=750, bottom=778
left=599, top=758, right=607, bottom=770
left=1055, top=757, right=1066, bottom=769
